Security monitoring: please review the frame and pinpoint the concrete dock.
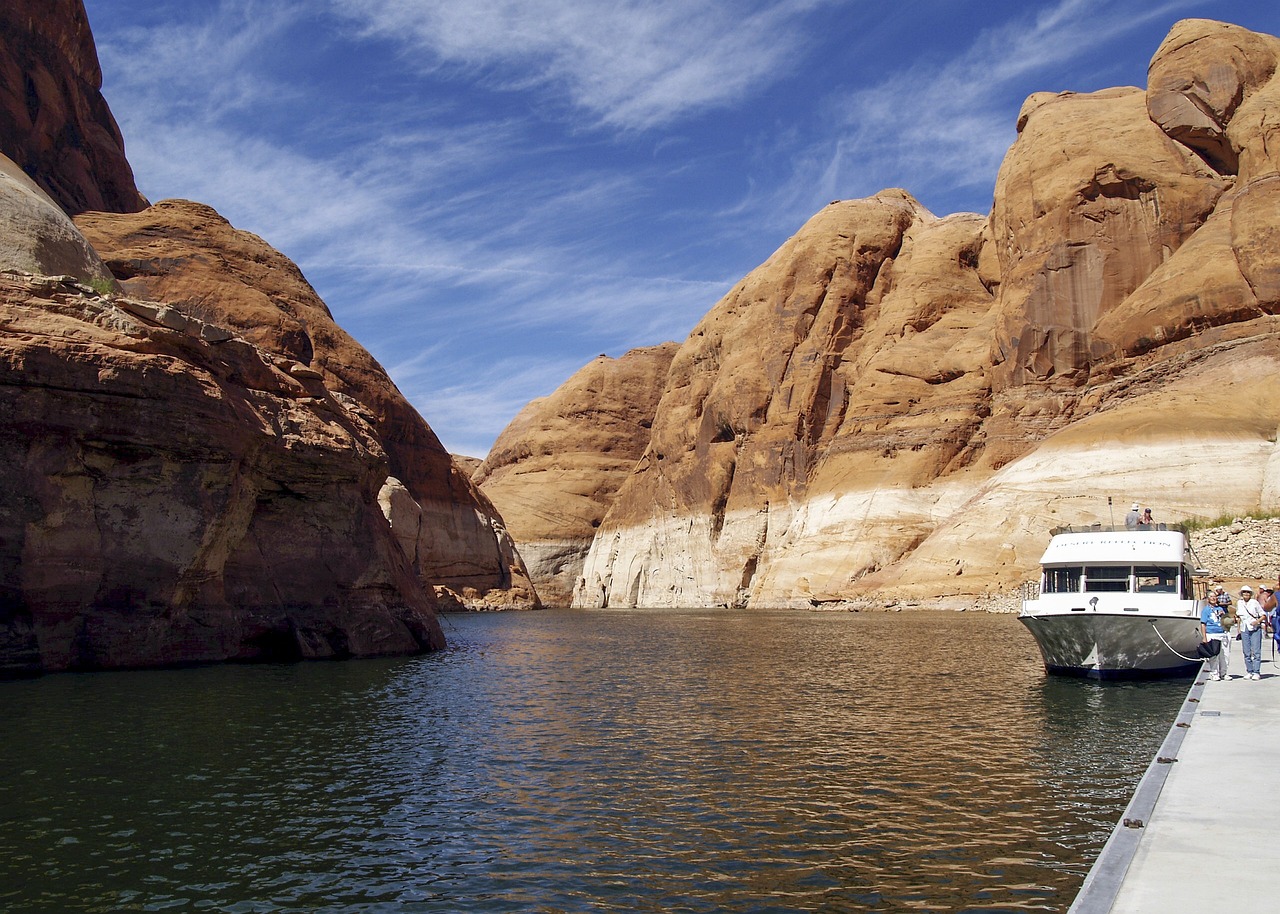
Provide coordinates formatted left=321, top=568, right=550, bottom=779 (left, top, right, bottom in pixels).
left=1069, top=635, right=1280, bottom=913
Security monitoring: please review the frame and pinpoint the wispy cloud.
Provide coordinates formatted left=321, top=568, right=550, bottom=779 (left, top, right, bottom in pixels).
left=97, top=1, right=307, bottom=120
left=736, top=0, right=1210, bottom=224
left=329, top=0, right=843, bottom=130
left=90, top=0, right=739, bottom=454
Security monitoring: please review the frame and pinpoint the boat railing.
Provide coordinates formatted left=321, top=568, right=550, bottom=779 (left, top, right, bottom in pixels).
left=1047, top=523, right=1188, bottom=535
left=1020, top=580, right=1040, bottom=604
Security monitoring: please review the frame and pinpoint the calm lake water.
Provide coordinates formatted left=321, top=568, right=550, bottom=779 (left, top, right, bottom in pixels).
left=0, top=610, right=1189, bottom=913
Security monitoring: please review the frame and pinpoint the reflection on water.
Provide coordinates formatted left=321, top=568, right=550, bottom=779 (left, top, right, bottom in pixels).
left=0, top=610, right=1187, bottom=912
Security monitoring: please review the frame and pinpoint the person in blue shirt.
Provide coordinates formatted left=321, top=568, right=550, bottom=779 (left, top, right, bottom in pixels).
left=1200, top=588, right=1233, bottom=680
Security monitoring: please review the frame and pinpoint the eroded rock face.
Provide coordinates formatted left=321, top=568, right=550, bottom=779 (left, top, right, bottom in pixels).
left=551, top=18, right=1280, bottom=609
left=1146, top=19, right=1280, bottom=178
left=0, top=0, right=146, bottom=215
left=475, top=344, right=677, bottom=605
left=0, top=266, right=444, bottom=677
left=573, top=196, right=1000, bottom=608
left=76, top=200, right=539, bottom=611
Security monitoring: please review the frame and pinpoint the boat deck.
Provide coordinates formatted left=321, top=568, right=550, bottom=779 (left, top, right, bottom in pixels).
left=1068, top=635, right=1280, bottom=913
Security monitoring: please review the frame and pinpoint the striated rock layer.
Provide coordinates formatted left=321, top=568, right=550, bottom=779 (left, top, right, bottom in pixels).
left=549, top=18, right=1280, bottom=609
left=76, top=200, right=539, bottom=612
left=476, top=344, right=677, bottom=605
left=0, top=164, right=443, bottom=675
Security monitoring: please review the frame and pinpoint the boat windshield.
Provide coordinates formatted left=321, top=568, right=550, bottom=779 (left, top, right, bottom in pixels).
left=1042, top=565, right=1186, bottom=596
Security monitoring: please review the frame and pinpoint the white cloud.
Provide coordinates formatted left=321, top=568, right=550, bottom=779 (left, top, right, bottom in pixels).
left=96, top=1, right=308, bottom=120
left=329, top=0, right=842, bottom=129
left=728, top=0, right=1211, bottom=227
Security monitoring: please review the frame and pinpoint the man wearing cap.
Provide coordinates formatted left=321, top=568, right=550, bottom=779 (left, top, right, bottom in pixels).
left=1238, top=585, right=1266, bottom=679
left=1124, top=503, right=1141, bottom=530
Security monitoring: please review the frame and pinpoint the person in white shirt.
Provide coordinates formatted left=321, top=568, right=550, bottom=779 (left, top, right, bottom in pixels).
left=1238, top=585, right=1266, bottom=679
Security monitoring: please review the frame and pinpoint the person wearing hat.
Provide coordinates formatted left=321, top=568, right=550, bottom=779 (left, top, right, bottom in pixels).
left=1238, top=585, right=1266, bottom=679
left=1124, top=503, right=1141, bottom=530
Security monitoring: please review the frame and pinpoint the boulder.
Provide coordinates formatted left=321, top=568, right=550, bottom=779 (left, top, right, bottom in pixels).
left=0, top=152, right=115, bottom=283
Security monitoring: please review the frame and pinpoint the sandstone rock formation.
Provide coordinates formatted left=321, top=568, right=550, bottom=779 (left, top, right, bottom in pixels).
left=0, top=0, right=146, bottom=215
left=75, top=200, right=539, bottom=611
left=515, top=18, right=1280, bottom=609
left=475, top=344, right=677, bottom=605
left=0, top=154, right=115, bottom=284
left=0, top=171, right=443, bottom=676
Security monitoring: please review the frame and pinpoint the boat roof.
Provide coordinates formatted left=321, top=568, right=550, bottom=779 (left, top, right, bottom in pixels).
left=1039, top=526, right=1189, bottom=566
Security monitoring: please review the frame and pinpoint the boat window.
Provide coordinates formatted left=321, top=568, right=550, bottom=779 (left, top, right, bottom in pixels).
left=1043, top=567, right=1082, bottom=593
left=1084, top=565, right=1130, bottom=592
left=1135, top=566, right=1178, bottom=594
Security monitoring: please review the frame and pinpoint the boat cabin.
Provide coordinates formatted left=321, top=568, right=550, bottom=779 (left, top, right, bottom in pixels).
left=1032, top=525, right=1199, bottom=603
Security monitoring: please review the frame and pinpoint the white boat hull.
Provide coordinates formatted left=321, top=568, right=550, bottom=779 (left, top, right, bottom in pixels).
left=1019, top=612, right=1203, bottom=679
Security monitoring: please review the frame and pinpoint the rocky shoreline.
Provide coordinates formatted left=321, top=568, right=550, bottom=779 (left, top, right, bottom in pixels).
left=821, top=517, right=1280, bottom=615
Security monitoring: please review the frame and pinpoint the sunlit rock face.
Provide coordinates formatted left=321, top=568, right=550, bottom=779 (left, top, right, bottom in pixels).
left=475, top=344, right=678, bottom=606
left=0, top=153, right=116, bottom=283
left=76, top=201, right=539, bottom=612
left=552, top=18, right=1280, bottom=609
left=0, top=0, right=147, bottom=215
left=574, top=195, right=1000, bottom=608
left=0, top=191, right=443, bottom=674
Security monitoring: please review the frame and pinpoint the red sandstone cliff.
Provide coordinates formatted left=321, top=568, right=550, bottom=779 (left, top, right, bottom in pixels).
left=76, top=202, right=539, bottom=612
left=0, top=161, right=443, bottom=675
left=0, top=2, right=543, bottom=675
left=0, top=0, right=146, bottom=215
left=477, top=18, right=1280, bottom=609
left=474, top=344, right=677, bottom=605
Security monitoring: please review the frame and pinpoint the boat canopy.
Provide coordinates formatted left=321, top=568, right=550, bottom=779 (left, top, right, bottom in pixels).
left=1038, top=529, right=1189, bottom=567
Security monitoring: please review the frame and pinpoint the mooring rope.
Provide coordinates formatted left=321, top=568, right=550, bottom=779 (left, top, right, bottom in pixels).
left=1149, top=619, right=1206, bottom=663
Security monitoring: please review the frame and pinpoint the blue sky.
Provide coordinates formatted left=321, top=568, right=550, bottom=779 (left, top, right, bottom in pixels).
left=81, top=0, right=1279, bottom=457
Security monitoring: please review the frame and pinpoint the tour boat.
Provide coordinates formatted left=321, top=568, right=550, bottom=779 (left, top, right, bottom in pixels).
left=1018, top=524, right=1207, bottom=679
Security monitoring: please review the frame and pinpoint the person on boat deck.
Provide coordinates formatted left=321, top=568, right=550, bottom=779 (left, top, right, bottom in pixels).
left=1238, top=585, right=1266, bottom=680
left=1124, top=503, right=1141, bottom=529
left=1201, top=589, right=1233, bottom=681
left=1137, top=508, right=1154, bottom=526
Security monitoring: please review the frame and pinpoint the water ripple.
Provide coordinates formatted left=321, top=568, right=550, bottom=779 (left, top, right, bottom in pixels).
left=0, top=610, right=1185, bottom=912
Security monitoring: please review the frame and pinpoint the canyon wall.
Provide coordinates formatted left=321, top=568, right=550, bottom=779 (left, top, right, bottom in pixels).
left=0, top=0, right=146, bottom=214
left=493, top=17, right=1280, bottom=609
left=475, top=344, right=677, bottom=605
left=76, top=201, right=539, bottom=612
left=0, top=160, right=443, bottom=675
left=0, top=1, right=539, bottom=674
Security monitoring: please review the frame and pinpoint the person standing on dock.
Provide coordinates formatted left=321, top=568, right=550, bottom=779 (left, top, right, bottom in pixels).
left=1201, top=589, right=1232, bottom=680
left=1125, top=503, right=1141, bottom=529
left=1238, top=585, right=1266, bottom=679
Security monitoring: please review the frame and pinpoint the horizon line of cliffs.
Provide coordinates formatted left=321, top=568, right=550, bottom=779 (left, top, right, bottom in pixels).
left=0, top=1, right=537, bottom=677
left=476, top=18, right=1280, bottom=610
